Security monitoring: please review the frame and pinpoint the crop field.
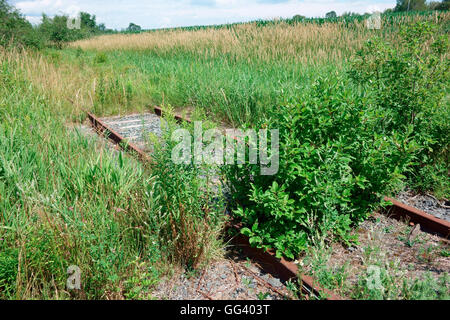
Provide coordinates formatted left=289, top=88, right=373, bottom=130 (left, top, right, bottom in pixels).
left=0, top=3, right=449, bottom=301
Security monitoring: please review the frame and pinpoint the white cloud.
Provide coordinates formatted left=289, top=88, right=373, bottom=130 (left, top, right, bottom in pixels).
left=25, top=15, right=43, bottom=25
left=16, top=0, right=66, bottom=15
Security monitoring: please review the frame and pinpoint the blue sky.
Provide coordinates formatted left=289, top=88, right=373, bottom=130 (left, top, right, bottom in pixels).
left=10, top=0, right=397, bottom=30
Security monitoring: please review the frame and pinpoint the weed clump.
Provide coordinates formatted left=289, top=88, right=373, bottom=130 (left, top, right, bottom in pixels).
left=149, top=117, right=225, bottom=270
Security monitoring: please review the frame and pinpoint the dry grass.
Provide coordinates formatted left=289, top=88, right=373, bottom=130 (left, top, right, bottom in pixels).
left=1, top=48, right=100, bottom=120
left=1, top=48, right=147, bottom=120
left=71, top=12, right=449, bottom=65
left=72, top=21, right=372, bottom=65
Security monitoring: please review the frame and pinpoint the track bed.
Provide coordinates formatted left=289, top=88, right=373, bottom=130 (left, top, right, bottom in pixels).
left=85, top=110, right=450, bottom=300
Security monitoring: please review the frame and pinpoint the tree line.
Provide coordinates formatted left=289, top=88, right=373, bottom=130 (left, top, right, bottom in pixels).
left=295, top=0, right=449, bottom=20
left=0, top=0, right=143, bottom=49
left=392, top=0, right=449, bottom=12
left=2, top=0, right=448, bottom=50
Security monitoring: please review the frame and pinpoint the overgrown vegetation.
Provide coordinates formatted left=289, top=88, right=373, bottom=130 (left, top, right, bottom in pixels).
left=292, top=215, right=450, bottom=300
left=149, top=118, right=225, bottom=270
left=0, top=50, right=158, bottom=298
left=0, top=0, right=41, bottom=48
left=0, top=51, right=222, bottom=299
left=71, top=12, right=449, bottom=126
left=0, top=0, right=114, bottom=49
left=295, top=245, right=449, bottom=300
left=0, top=0, right=448, bottom=300
left=224, top=21, right=449, bottom=259
left=350, top=21, right=450, bottom=198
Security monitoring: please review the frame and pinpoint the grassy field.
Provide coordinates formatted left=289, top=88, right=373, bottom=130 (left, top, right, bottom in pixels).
left=0, top=49, right=223, bottom=299
left=1, top=11, right=449, bottom=299
left=50, top=11, right=445, bottom=126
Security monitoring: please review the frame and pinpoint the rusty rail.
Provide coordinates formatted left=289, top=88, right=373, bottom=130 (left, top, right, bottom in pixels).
left=153, top=106, right=192, bottom=124
left=150, top=105, right=450, bottom=295
left=383, top=197, right=450, bottom=239
left=151, top=106, right=450, bottom=238
left=228, top=228, right=342, bottom=300
left=87, top=112, right=151, bottom=163
left=87, top=108, right=343, bottom=300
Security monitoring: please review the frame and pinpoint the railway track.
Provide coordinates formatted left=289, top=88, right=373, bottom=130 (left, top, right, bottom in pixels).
left=87, top=107, right=450, bottom=300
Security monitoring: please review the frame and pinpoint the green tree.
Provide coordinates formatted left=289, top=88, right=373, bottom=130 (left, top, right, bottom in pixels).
left=38, top=14, right=73, bottom=48
left=292, top=14, right=305, bottom=21
left=326, top=11, right=337, bottom=18
left=435, top=0, right=450, bottom=10
left=394, top=0, right=427, bottom=11
left=126, top=23, right=142, bottom=33
left=0, top=0, right=42, bottom=48
left=80, top=12, right=97, bottom=30
left=341, top=12, right=361, bottom=17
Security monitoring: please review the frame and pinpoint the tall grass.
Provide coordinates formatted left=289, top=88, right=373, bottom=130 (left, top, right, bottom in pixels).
left=65, top=12, right=449, bottom=126
left=0, top=48, right=157, bottom=299
left=0, top=48, right=223, bottom=299
left=0, top=48, right=153, bottom=123
left=7, top=13, right=446, bottom=127
left=1, top=11, right=448, bottom=300
left=72, top=12, right=449, bottom=64
left=72, top=22, right=366, bottom=65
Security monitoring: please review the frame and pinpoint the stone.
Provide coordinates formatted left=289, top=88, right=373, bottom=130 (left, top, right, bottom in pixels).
left=268, top=277, right=282, bottom=288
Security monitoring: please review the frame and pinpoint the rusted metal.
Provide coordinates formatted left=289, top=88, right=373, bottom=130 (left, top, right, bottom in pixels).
left=383, top=197, right=450, bottom=239
left=153, top=106, right=192, bottom=124
left=87, top=112, right=152, bottom=163
left=241, top=263, right=293, bottom=299
left=150, top=107, right=450, bottom=237
left=228, top=228, right=342, bottom=300
left=90, top=107, right=343, bottom=300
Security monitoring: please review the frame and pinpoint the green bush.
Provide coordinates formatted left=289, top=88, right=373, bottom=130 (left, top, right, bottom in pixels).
left=224, top=75, right=415, bottom=259
left=0, top=0, right=43, bottom=49
left=224, top=21, right=449, bottom=259
left=1, top=1, right=116, bottom=50
left=349, top=21, right=449, bottom=197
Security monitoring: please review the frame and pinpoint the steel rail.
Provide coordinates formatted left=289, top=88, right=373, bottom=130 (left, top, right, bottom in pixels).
left=87, top=112, right=152, bottom=163
left=383, top=197, right=449, bottom=239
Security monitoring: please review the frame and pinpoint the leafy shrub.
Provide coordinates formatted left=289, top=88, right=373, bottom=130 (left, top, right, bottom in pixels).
left=0, top=0, right=43, bottom=49
left=349, top=21, right=449, bottom=197
left=224, top=74, right=415, bottom=259
left=224, top=21, right=449, bottom=259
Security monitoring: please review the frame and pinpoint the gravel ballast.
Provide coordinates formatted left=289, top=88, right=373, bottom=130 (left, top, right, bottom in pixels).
left=100, top=112, right=163, bottom=152
left=398, top=190, right=450, bottom=222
